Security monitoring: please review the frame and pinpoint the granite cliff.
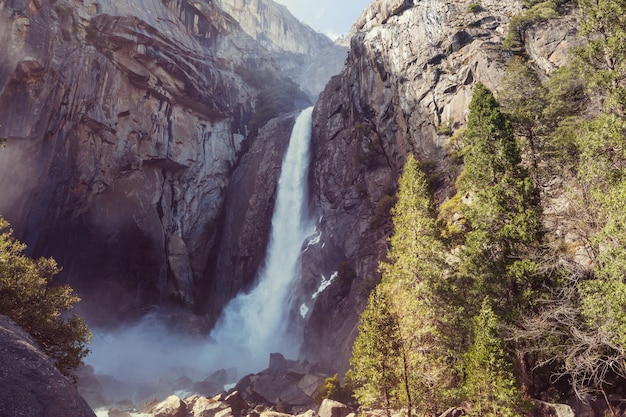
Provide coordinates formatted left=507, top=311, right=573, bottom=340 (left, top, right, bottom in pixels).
left=215, top=0, right=348, bottom=98
left=0, top=0, right=580, bottom=385
left=0, top=0, right=342, bottom=326
left=300, top=0, right=577, bottom=371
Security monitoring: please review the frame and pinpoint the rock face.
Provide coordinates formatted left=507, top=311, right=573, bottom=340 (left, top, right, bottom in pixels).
left=300, top=0, right=578, bottom=371
left=0, top=315, right=96, bottom=417
left=215, top=0, right=348, bottom=98
left=204, top=113, right=296, bottom=319
left=0, top=0, right=333, bottom=325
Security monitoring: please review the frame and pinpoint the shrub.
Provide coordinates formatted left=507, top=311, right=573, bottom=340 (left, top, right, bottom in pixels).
left=503, top=1, right=558, bottom=51
left=467, top=2, right=482, bottom=13
left=0, top=217, right=91, bottom=376
left=369, top=194, right=398, bottom=229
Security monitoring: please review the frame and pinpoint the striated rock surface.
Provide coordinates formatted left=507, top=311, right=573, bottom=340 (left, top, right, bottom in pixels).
left=0, top=315, right=96, bottom=417
left=300, top=0, right=578, bottom=371
left=204, top=112, right=296, bottom=319
left=0, top=0, right=326, bottom=326
left=215, top=0, right=348, bottom=98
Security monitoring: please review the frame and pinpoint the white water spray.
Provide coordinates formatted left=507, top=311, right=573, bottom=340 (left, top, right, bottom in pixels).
left=209, top=106, right=315, bottom=372
left=85, top=108, right=316, bottom=397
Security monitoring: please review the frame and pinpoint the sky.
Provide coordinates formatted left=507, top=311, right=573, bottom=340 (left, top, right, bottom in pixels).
left=275, top=0, right=372, bottom=40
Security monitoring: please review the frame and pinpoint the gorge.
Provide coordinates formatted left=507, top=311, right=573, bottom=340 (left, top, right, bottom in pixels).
left=0, top=0, right=601, bottom=414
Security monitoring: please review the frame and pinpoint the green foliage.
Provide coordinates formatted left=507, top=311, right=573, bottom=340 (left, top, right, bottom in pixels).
left=0, top=217, right=91, bottom=376
left=369, top=194, right=398, bottom=229
left=313, top=373, right=354, bottom=405
left=504, top=1, right=558, bottom=51
left=576, top=0, right=626, bottom=115
left=463, top=300, right=527, bottom=417
left=352, top=156, right=457, bottom=417
left=349, top=1, right=626, bottom=408
left=466, top=2, right=482, bottom=13
left=350, top=287, right=401, bottom=413
left=457, top=83, right=542, bottom=317
left=499, top=56, right=548, bottom=178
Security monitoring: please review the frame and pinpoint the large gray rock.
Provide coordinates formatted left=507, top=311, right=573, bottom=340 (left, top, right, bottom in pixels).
left=0, top=315, right=96, bottom=417
left=234, top=354, right=329, bottom=411
left=318, top=399, right=350, bottom=417
left=534, top=400, right=574, bottom=417
left=151, top=395, right=188, bottom=417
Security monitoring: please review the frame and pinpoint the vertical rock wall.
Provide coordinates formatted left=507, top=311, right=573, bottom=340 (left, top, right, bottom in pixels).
left=301, top=0, right=577, bottom=371
left=0, top=0, right=324, bottom=325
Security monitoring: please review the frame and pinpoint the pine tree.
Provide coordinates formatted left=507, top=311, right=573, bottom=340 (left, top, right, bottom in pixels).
left=463, top=299, right=526, bottom=417
left=350, top=155, right=455, bottom=416
left=457, top=83, right=542, bottom=319
left=379, top=155, right=456, bottom=416
left=350, top=287, right=401, bottom=416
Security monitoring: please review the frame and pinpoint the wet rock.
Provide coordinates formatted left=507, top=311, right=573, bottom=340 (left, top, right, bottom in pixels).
left=225, top=391, right=250, bottom=415
left=192, top=397, right=227, bottom=417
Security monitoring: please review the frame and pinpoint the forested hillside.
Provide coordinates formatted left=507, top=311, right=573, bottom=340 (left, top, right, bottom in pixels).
left=346, top=0, right=626, bottom=415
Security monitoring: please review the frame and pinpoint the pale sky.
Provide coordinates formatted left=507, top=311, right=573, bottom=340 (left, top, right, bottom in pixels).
left=275, top=0, right=372, bottom=40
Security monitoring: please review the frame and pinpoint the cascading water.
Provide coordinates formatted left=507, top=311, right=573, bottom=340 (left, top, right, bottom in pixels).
left=86, top=107, right=316, bottom=395
left=209, top=106, right=315, bottom=373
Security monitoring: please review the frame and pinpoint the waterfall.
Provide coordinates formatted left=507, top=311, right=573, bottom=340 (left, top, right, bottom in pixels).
left=84, top=108, right=315, bottom=393
left=208, top=106, right=315, bottom=372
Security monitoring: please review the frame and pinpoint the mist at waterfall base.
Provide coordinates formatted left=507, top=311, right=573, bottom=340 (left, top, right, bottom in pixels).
left=86, top=107, right=317, bottom=398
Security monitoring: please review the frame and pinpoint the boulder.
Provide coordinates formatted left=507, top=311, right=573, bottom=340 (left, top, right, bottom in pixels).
left=225, top=391, right=249, bottom=415
left=296, top=410, right=319, bottom=417
left=193, top=397, right=229, bottom=417
left=215, top=407, right=235, bottom=417
left=0, top=315, right=96, bottom=417
left=234, top=355, right=327, bottom=410
left=534, top=400, right=574, bottom=417
left=260, top=412, right=294, bottom=417
left=151, top=395, right=187, bottom=417
left=318, top=399, right=350, bottom=417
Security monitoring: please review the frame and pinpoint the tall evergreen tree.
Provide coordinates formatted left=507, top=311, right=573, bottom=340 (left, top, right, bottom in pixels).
left=457, top=83, right=542, bottom=319
left=380, top=155, right=456, bottom=416
left=464, top=299, right=526, bottom=417
left=350, top=287, right=401, bottom=416
left=350, top=155, right=455, bottom=417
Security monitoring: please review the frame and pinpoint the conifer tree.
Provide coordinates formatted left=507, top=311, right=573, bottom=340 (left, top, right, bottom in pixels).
left=463, top=299, right=526, bottom=417
left=350, top=287, right=401, bottom=417
left=351, top=155, right=455, bottom=417
left=457, top=83, right=542, bottom=319
left=0, top=217, right=91, bottom=376
left=499, top=56, right=548, bottom=181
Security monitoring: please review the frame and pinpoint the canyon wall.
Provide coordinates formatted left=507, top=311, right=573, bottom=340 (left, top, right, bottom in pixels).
left=0, top=0, right=340, bottom=325
left=300, top=0, right=577, bottom=371
left=215, top=0, right=348, bottom=98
